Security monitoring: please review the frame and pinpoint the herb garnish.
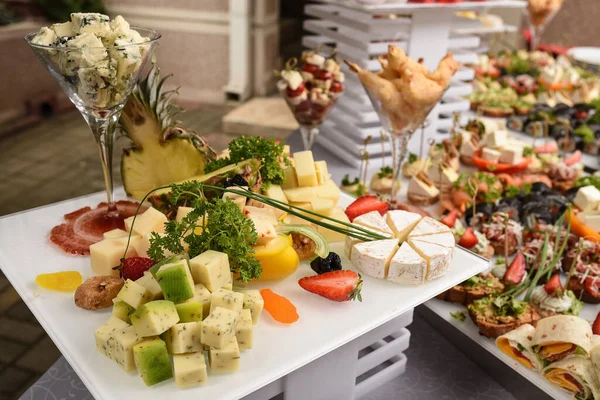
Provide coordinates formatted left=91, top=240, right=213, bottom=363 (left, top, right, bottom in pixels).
left=450, top=311, right=466, bottom=321
left=342, top=174, right=359, bottom=186
left=377, top=166, right=393, bottom=178
left=408, top=153, right=418, bottom=164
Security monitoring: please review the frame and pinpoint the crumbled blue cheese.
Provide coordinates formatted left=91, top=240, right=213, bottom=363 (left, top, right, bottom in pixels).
left=31, top=27, right=57, bottom=46
left=51, top=22, right=75, bottom=37
left=71, top=13, right=111, bottom=36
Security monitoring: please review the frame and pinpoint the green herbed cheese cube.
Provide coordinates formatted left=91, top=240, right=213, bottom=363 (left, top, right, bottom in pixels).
left=175, top=301, right=203, bottom=322
left=162, top=321, right=203, bottom=354
left=236, top=309, right=254, bottom=350
left=209, top=337, right=240, bottom=373
left=237, top=289, right=264, bottom=324
left=173, top=353, right=208, bottom=388
left=135, top=271, right=163, bottom=300
left=117, top=279, right=152, bottom=309
left=200, top=307, right=238, bottom=349
left=112, top=299, right=135, bottom=324
left=133, top=338, right=173, bottom=386
left=105, top=325, right=144, bottom=372
left=189, top=250, right=232, bottom=292
left=130, top=300, right=179, bottom=337
left=95, top=316, right=129, bottom=355
left=210, top=289, right=244, bottom=314
left=156, top=260, right=195, bottom=304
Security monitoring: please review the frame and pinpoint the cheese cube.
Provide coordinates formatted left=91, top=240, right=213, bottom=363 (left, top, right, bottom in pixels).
left=135, top=232, right=175, bottom=259
left=283, top=186, right=317, bottom=203
left=282, top=166, right=299, bottom=189
left=107, top=325, right=144, bottom=372
left=175, top=207, right=194, bottom=223
left=386, top=210, right=422, bottom=242
left=482, top=148, right=501, bottom=163
left=574, top=186, right=600, bottom=212
left=387, top=242, right=427, bottom=285
left=103, top=229, right=128, bottom=239
left=235, top=309, right=254, bottom=350
left=130, top=300, right=180, bottom=337
left=162, top=321, right=203, bottom=354
left=133, top=338, right=173, bottom=386
left=318, top=207, right=350, bottom=243
left=264, top=184, right=289, bottom=204
left=486, top=130, right=507, bottom=148
left=112, top=299, right=135, bottom=323
left=117, top=279, right=152, bottom=309
left=95, top=316, right=129, bottom=356
left=427, top=166, right=459, bottom=187
left=209, top=337, right=240, bottom=372
left=315, top=179, right=341, bottom=204
left=90, top=236, right=140, bottom=276
left=353, top=211, right=394, bottom=237
left=189, top=251, right=232, bottom=292
left=499, top=146, right=523, bottom=164
left=201, top=307, right=239, bottom=349
left=31, top=27, right=57, bottom=46
left=314, top=161, right=329, bottom=185
left=175, top=301, right=204, bottom=322
left=244, top=206, right=278, bottom=225
left=236, top=290, right=264, bottom=324
left=310, top=198, right=334, bottom=216
left=408, top=177, right=439, bottom=198
left=223, top=187, right=248, bottom=211
left=187, top=283, right=212, bottom=318
left=110, top=15, right=130, bottom=36
left=293, top=151, right=318, bottom=187
left=210, top=289, right=244, bottom=314
left=124, top=207, right=167, bottom=237
left=251, top=218, right=277, bottom=245
left=173, top=353, right=208, bottom=388
left=135, top=271, right=163, bottom=300
left=351, top=239, right=400, bottom=279
left=460, top=140, right=478, bottom=158
left=580, top=212, right=600, bottom=232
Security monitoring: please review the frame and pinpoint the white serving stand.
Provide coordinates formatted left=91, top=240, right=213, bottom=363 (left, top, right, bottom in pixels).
left=0, top=188, right=489, bottom=400
left=302, top=0, right=526, bottom=166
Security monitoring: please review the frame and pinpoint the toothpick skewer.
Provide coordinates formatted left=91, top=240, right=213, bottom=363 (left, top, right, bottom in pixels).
left=380, top=130, right=386, bottom=168
left=468, top=177, right=478, bottom=225
left=422, top=138, right=436, bottom=174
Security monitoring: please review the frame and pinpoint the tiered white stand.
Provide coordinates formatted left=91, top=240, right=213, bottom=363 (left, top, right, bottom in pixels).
left=303, top=0, right=525, bottom=167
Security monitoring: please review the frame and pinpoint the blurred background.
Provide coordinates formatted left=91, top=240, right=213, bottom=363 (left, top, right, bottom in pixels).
left=0, top=0, right=598, bottom=398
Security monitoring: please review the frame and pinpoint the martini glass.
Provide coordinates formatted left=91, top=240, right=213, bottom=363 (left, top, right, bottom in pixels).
left=26, top=28, right=160, bottom=233
left=526, top=0, right=563, bottom=51
left=362, top=83, right=441, bottom=204
left=278, top=80, right=341, bottom=150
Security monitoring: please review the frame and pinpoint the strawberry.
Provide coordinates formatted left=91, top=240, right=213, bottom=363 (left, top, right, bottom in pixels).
left=594, top=312, right=600, bottom=335
left=298, top=270, right=362, bottom=302
left=440, top=209, right=459, bottom=228
left=585, top=277, right=600, bottom=298
left=544, top=273, right=563, bottom=296
left=286, top=82, right=306, bottom=98
left=458, top=227, right=478, bottom=249
left=564, top=150, right=582, bottom=167
left=503, top=252, right=526, bottom=286
left=302, top=63, right=319, bottom=74
left=345, top=195, right=388, bottom=221
left=121, top=257, right=155, bottom=281
left=314, top=70, right=333, bottom=81
left=330, top=81, right=344, bottom=93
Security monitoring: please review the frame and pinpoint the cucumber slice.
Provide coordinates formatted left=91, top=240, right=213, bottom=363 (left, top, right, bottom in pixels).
left=275, top=224, right=330, bottom=259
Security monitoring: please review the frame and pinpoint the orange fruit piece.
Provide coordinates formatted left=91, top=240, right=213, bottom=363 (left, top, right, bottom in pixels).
left=259, top=288, right=299, bottom=324
left=35, top=271, right=83, bottom=292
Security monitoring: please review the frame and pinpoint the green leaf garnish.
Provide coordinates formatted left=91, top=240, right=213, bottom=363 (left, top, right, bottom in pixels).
left=450, top=311, right=466, bottom=321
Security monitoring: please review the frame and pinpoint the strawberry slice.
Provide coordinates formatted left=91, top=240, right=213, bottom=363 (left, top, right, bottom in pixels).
left=298, top=270, right=363, bottom=302
left=534, top=142, right=559, bottom=154
left=564, top=150, right=582, bottom=166
left=593, top=312, right=600, bottom=335
left=345, top=195, right=388, bottom=222
left=544, top=273, right=563, bottom=296
left=504, top=252, right=526, bottom=286
left=458, top=227, right=479, bottom=249
left=121, top=257, right=155, bottom=281
left=440, top=209, right=459, bottom=228
left=585, top=277, right=600, bottom=298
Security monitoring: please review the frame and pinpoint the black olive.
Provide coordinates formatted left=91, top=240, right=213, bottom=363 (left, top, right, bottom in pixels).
left=530, top=182, right=552, bottom=194
left=464, top=203, right=494, bottom=226
left=523, top=192, right=547, bottom=204
left=224, top=175, right=249, bottom=188
left=521, top=203, right=554, bottom=226
left=310, top=252, right=342, bottom=275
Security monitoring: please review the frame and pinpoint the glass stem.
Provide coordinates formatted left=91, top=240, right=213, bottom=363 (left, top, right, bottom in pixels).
left=84, top=111, right=120, bottom=213
left=391, top=133, right=410, bottom=204
left=299, top=126, right=319, bottom=151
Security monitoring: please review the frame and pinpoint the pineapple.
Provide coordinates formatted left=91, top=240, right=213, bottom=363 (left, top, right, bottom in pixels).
left=120, top=60, right=216, bottom=200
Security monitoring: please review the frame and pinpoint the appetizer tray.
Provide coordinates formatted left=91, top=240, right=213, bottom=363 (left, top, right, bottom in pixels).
left=0, top=190, right=490, bottom=400
left=424, top=297, right=600, bottom=400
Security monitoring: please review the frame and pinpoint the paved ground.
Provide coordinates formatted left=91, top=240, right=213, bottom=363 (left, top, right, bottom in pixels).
left=0, top=105, right=236, bottom=400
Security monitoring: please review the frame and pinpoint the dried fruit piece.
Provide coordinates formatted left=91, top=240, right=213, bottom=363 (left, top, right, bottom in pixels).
left=35, top=271, right=82, bottom=291
left=259, top=289, right=299, bottom=324
left=74, top=276, right=124, bottom=311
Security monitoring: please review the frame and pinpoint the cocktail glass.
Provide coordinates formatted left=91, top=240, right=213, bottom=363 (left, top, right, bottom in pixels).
left=526, top=1, right=563, bottom=51
left=278, top=80, right=341, bottom=151
left=362, top=83, right=441, bottom=203
left=25, top=28, right=160, bottom=232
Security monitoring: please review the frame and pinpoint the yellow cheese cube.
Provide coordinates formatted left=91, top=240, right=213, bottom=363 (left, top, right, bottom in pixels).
left=317, top=207, right=350, bottom=243
left=283, top=186, right=317, bottom=202
left=173, top=353, right=208, bottom=388
left=117, top=279, right=152, bottom=309
left=135, top=271, right=163, bottom=300
left=209, top=337, right=240, bottom=372
left=223, top=187, right=248, bottom=211
left=162, top=321, right=203, bottom=354
left=235, top=309, right=253, bottom=350
left=315, top=179, right=341, bottom=204
left=282, top=166, right=298, bottom=189
left=264, top=184, right=289, bottom=204
left=124, top=207, right=167, bottom=236
left=251, top=218, right=278, bottom=245
left=293, top=151, right=318, bottom=187
left=95, top=316, right=129, bottom=354
left=187, top=283, right=212, bottom=318
left=210, top=289, right=244, bottom=314
left=175, top=207, right=193, bottom=223
left=134, top=232, right=175, bottom=259
left=237, top=290, right=264, bottom=324
left=314, top=161, right=329, bottom=185
left=310, top=198, right=334, bottom=216
left=189, top=250, right=232, bottom=292
left=201, top=307, right=238, bottom=349
left=244, top=206, right=278, bottom=225
left=103, top=229, right=128, bottom=239
left=90, top=236, right=140, bottom=277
